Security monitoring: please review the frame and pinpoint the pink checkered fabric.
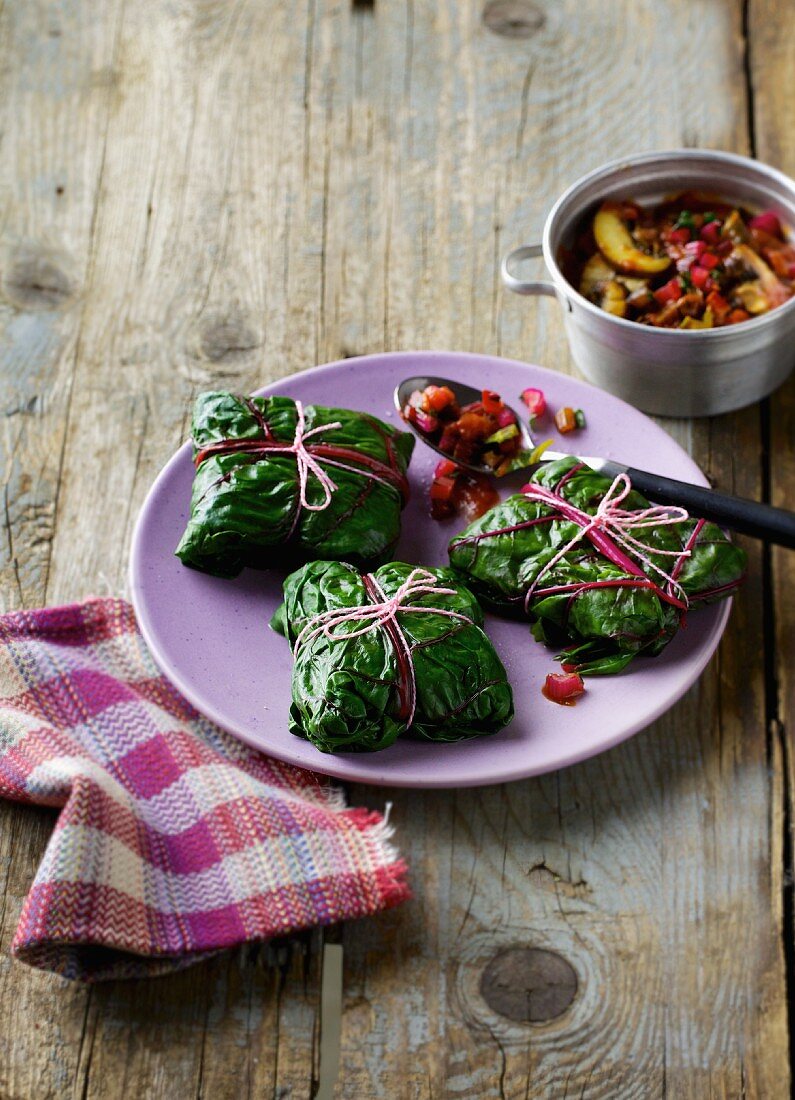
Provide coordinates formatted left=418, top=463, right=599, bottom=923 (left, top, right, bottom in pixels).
left=0, top=599, right=409, bottom=981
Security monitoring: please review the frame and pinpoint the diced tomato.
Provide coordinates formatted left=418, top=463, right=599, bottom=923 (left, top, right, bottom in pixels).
left=699, top=250, right=720, bottom=270
left=700, top=220, right=722, bottom=245
left=429, top=475, right=457, bottom=502
left=690, top=265, right=710, bottom=290
left=497, top=406, right=517, bottom=428
left=481, top=389, right=504, bottom=416
left=520, top=387, right=547, bottom=418
left=543, top=671, right=585, bottom=704
left=434, top=458, right=458, bottom=478
left=424, top=385, right=457, bottom=413
left=560, top=662, right=579, bottom=673
left=726, top=308, right=752, bottom=324
left=555, top=407, right=577, bottom=434
left=749, top=211, right=783, bottom=238
left=669, top=227, right=691, bottom=245
left=654, top=277, right=682, bottom=306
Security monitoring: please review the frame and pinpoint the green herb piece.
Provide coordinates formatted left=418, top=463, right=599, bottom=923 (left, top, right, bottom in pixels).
left=673, top=210, right=696, bottom=231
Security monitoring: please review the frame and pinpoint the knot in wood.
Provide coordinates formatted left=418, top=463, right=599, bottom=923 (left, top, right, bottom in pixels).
left=3, top=246, right=75, bottom=310
left=482, top=0, right=545, bottom=38
left=198, top=315, right=260, bottom=362
left=479, top=947, right=577, bottom=1022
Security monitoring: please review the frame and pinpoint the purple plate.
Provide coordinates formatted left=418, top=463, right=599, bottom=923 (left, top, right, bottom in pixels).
left=129, top=351, right=730, bottom=788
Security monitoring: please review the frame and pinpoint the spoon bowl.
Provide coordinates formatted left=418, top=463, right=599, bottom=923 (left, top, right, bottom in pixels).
left=393, top=374, right=541, bottom=475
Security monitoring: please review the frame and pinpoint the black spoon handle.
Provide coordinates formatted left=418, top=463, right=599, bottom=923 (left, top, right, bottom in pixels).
left=612, top=464, right=795, bottom=548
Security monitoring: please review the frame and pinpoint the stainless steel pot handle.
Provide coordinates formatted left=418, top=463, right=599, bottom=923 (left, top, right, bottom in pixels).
left=501, top=244, right=557, bottom=297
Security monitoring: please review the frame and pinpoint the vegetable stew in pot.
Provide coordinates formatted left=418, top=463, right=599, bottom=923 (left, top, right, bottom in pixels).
left=560, top=191, right=795, bottom=329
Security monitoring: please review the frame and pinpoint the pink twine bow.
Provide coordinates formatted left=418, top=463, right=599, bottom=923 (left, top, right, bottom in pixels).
left=266, top=400, right=342, bottom=513
left=294, top=568, right=472, bottom=727
left=523, top=473, right=693, bottom=606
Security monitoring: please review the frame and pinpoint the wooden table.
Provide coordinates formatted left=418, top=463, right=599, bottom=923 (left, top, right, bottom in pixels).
left=1, top=1, right=793, bottom=1095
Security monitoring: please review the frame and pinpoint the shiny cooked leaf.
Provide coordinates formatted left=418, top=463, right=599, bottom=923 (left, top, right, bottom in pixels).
left=175, top=392, right=414, bottom=577
left=448, top=457, right=747, bottom=675
left=271, top=560, right=514, bottom=753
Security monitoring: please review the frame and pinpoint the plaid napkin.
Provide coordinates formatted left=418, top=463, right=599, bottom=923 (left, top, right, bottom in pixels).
left=0, top=598, right=409, bottom=981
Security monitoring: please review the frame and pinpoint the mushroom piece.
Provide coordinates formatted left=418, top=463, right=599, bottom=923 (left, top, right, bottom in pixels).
left=731, top=244, right=789, bottom=308
left=601, top=280, right=628, bottom=317
left=578, top=255, right=629, bottom=316
left=579, top=253, right=616, bottom=299
left=733, top=280, right=770, bottom=315
left=593, top=202, right=671, bottom=276
left=722, top=209, right=751, bottom=246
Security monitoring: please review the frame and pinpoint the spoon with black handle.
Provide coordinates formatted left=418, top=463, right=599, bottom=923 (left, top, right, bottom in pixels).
left=395, top=375, right=795, bottom=548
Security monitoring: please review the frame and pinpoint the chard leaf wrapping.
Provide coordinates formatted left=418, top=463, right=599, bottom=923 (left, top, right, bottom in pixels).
left=448, top=457, right=747, bottom=675
left=176, top=392, right=415, bottom=578
left=271, top=560, right=514, bottom=753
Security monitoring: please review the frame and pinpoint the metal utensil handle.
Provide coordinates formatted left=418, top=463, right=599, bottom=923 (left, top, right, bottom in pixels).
left=501, top=244, right=557, bottom=297
left=624, top=466, right=795, bottom=548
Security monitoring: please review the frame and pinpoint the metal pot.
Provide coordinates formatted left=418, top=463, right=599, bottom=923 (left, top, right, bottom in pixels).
left=501, top=149, right=795, bottom=417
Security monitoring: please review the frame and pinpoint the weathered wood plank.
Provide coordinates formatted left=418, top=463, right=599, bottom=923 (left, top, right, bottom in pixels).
left=749, top=2, right=795, bottom=1097
left=0, top=1, right=131, bottom=1094
left=0, top=0, right=789, bottom=1097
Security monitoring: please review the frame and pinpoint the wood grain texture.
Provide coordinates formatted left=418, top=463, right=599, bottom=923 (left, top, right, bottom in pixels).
left=0, top=0, right=790, bottom=1097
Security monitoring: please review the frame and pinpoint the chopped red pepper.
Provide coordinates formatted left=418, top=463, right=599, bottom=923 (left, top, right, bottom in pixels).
left=429, top=475, right=457, bottom=502
left=434, top=458, right=458, bottom=479
left=699, top=251, right=720, bottom=271
left=654, top=277, right=682, bottom=306
left=481, top=389, right=504, bottom=416
left=543, top=671, right=585, bottom=705
left=690, top=265, right=710, bottom=290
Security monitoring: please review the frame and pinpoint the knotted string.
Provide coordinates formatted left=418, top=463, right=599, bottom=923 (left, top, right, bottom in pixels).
left=523, top=473, right=693, bottom=609
left=259, top=400, right=342, bottom=512
left=294, top=568, right=472, bottom=728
